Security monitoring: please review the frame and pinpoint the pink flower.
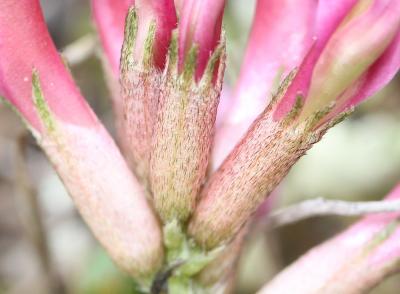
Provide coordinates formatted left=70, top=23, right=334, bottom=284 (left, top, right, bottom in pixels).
left=189, top=0, right=400, bottom=249
left=178, top=0, right=226, bottom=79
left=0, top=0, right=163, bottom=280
left=214, top=0, right=400, bottom=168
left=1, top=0, right=399, bottom=290
left=273, top=0, right=400, bottom=121
left=260, top=185, right=400, bottom=294
left=213, top=0, right=317, bottom=168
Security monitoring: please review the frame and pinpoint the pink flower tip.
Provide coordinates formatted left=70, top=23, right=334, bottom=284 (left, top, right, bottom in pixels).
left=178, top=0, right=226, bottom=80
left=273, top=0, right=400, bottom=123
left=133, top=0, right=177, bottom=69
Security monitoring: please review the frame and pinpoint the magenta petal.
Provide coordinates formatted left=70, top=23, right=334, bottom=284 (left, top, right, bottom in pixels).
left=0, top=0, right=96, bottom=130
left=134, top=0, right=177, bottom=69
left=92, top=0, right=176, bottom=74
left=299, top=0, right=400, bottom=120
left=178, top=0, right=225, bottom=79
left=91, top=0, right=134, bottom=76
left=228, top=0, right=317, bottom=126
left=345, top=30, right=400, bottom=109
left=314, top=0, right=359, bottom=50
left=273, top=0, right=359, bottom=120
left=212, top=0, right=316, bottom=169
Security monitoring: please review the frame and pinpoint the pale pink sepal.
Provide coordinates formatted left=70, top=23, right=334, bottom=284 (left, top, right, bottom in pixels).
left=42, top=122, right=163, bottom=277
left=91, top=0, right=134, bottom=76
left=259, top=185, right=400, bottom=294
left=178, top=0, right=225, bottom=79
left=0, top=0, right=97, bottom=131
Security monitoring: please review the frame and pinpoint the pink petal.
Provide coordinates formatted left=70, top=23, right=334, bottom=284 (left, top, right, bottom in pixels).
left=0, top=0, right=163, bottom=277
left=174, top=0, right=184, bottom=15
left=212, top=0, right=317, bottom=169
left=344, top=30, right=400, bottom=110
left=300, top=0, right=400, bottom=119
left=134, top=0, right=177, bottom=69
left=322, top=28, right=400, bottom=123
left=91, top=0, right=134, bottom=76
left=178, top=0, right=225, bottom=79
left=273, top=0, right=359, bottom=120
left=228, top=0, right=317, bottom=126
left=0, top=0, right=96, bottom=131
left=260, top=184, right=400, bottom=294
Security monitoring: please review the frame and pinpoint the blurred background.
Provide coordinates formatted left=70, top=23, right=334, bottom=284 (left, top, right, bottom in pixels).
left=0, top=0, right=399, bottom=293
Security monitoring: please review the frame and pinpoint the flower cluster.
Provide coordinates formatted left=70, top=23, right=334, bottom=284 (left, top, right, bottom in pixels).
left=0, top=0, right=399, bottom=292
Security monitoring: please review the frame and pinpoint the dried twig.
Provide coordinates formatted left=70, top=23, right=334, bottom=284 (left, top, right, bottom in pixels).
left=61, top=34, right=97, bottom=66
left=265, top=197, right=400, bottom=228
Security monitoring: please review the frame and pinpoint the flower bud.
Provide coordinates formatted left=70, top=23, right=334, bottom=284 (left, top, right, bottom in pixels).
left=148, top=0, right=227, bottom=224
left=120, top=2, right=177, bottom=185
left=133, top=0, right=178, bottom=69
left=300, top=0, right=400, bottom=119
left=190, top=0, right=400, bottom=250
left=0, top=0, right=163, bottom=281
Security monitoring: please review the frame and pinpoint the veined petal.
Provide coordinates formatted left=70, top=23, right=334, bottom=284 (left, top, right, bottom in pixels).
left=178, top=0, right=226, bottom=79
